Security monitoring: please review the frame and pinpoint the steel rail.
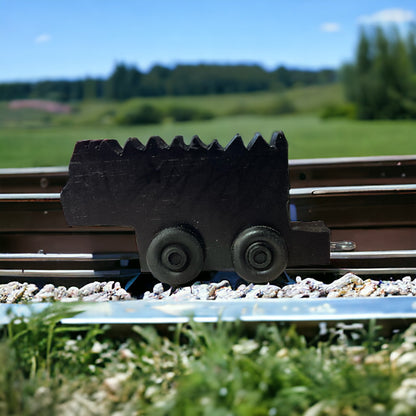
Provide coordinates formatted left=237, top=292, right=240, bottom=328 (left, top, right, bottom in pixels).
left=0, top=252, right=138, bottom=261
left=0, top=253, right=413, bottom=275
left=0, top=193, right=60, bottom=200
left=291, top=184, right=416, bottom=196
left=2, top=297, right=416, bottom=327
left=330, top=250, right=416, bottom=259
left=0, top=167, right=68, bottom=175
left=1, top=181, right=415, bottom=201
left=287, top=267, right=416, bottom=275
left=0, top=154, right=415, bottom=193
left=0, top=155, right=413, bottom=175
left=0, top=249, right=414, bottom=262
left=0, top=249, right=413, bottom=282
left=289, top=184, right=416, bottom=197
left=58, top=297, right=416, bottom=324
left=289, top=155, right=416, bottom=165
left=289, top=154, right=416, bottom=188
left=0, top=269, right=138, bottom=278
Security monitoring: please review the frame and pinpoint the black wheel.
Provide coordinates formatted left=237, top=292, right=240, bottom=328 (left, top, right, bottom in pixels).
left=146, top=227, right=204, bottom=286
left=231, top=226, right=287, bottom=283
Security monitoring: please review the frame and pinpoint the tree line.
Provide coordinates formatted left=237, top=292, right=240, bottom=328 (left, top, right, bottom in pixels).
left=0, top=64, right=337, bottom=102
left=342, top=25, right=416, bottom=119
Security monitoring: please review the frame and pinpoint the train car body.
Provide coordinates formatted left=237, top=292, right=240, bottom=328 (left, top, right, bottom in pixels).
left=61, top=132, right=330, bottom=285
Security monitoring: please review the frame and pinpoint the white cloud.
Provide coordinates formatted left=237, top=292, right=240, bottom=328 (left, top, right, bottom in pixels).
left=320, top=22, right=341, bottom=33
left=35, top=34, right=51, bottom=44
left=358, top=8, right=415, bottom=24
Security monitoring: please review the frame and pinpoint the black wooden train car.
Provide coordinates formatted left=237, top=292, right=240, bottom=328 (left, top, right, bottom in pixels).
left=61, top=132, right=330, bottom=285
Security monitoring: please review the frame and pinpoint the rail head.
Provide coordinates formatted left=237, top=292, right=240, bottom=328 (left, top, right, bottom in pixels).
left=0, top=166, right=68, bottom=176
left=0, top=193, right=61, bottom=201
left=289, top=154, right=416, bottom=166
left=290, top=184, right=416, bottom=197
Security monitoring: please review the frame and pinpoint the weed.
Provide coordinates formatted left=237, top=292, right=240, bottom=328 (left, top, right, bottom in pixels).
left=0, top=304, right=414, bottom=415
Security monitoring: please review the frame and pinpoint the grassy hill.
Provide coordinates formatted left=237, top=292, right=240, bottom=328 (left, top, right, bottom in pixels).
left=0, top=83, right=415, bottom=167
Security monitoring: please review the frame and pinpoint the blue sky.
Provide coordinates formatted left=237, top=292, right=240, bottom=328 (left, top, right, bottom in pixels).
left=1, top=0, right=416, bottom=82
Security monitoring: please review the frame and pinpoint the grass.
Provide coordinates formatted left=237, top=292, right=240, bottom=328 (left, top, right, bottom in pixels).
left=71, top=83, right=344, bottom=118
left=0, top=114, right=415, bottom=167
left=0, top=84, right=343, bottom=127
left=0, top=84, right=414, bottom=167
left=1, top=304, right=416, bottom=415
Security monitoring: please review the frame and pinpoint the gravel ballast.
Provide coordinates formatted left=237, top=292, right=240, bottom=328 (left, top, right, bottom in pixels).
left=1, top=273, right=416, bottom=303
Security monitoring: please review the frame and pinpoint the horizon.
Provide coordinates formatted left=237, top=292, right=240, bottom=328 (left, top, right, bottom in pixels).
left=2, top=0, right=416, bottom=83
left=0, top=62, right=337, bottom=84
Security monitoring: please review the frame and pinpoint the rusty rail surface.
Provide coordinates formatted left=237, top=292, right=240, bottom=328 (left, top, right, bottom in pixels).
left=0, top=155, right=415, bottom=281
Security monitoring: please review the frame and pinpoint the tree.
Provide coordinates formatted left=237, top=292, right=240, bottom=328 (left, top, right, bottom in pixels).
left=83, top=78, right=104, bottom=100
left=138, top=65, right=170, bottom=96
left=105, top=63, right=142, bottom=100
left=343, top=26, right=416, bottom=119
left=407, top=24, right=416, bottom=72
left=0, top=64, right=337, bottom=102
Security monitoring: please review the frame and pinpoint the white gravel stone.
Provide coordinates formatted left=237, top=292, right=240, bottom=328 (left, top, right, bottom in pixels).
left=0, top=280, right=131, bottom=303
left=140, top=273, right=416, bottom=301
left=2, top=273, right=416, bottom=303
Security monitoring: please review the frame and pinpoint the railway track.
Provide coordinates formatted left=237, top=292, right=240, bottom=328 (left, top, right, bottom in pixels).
left=0, top=154, right=415, bottom=325
left=1, top=154, right=415, bottom=192
left=0, top=155, right=414, bottom=276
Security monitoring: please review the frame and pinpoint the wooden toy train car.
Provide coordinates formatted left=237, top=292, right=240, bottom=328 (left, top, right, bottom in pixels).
left=61, top=132, right=330, bottom=285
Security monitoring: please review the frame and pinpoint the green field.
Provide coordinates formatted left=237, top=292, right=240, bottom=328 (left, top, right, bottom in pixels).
left=0, top=84, right=415, bottom=167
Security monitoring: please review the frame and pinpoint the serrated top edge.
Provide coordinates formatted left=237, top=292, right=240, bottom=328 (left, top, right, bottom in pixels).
left=225, top=134, right=245, bottom=152
left=207, top=139, right=224, bottom=152
left=73, top=132, right=286, bottom=156
left=247, top=133, right=268, bottom=151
